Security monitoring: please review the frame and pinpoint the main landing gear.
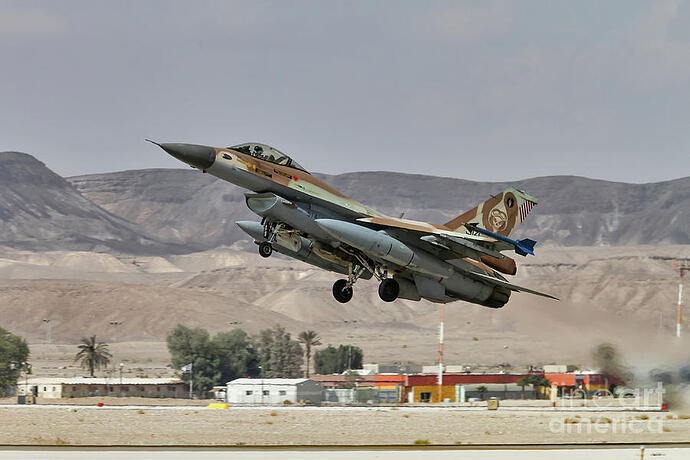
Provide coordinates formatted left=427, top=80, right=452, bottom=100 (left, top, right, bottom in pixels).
left=378, top=278, right=400, bottom=302
left=332, top=263, right=368, bottom=304
left=332, top=279, right=353, bottom=303
left=331, top=263, right=401, bottom=304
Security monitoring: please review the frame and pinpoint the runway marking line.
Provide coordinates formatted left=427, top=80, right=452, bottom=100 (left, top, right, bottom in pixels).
left=1, top=443, right=690, bottom=451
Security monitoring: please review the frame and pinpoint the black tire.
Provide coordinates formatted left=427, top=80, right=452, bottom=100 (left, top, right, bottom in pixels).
left=378, top=278, right=400, bottom=302
left=258, top=242, right=273, bottom=258
left=332, top=279, right=353, bottom=303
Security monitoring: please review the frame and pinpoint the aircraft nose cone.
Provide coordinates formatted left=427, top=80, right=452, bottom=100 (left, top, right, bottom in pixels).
left=154, top=142, right=216, bottom=170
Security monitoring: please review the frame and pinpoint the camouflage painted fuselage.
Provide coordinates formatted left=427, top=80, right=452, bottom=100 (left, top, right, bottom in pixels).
left=207, top=146, right=385, bottom=220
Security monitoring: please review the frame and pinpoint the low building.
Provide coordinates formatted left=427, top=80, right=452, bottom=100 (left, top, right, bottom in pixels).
left=545, top=372, right=610, bottom=396
left=363, top=363, right=423, bottom=374
left=543, top=364, right=577, bottom=374
left=226, top=378, right=322, bottom=404
left=311, top=374, right=376, bottom=389
left=404, top=373, right=534, bottom=403
left=17, top=377, right=187, bottom=399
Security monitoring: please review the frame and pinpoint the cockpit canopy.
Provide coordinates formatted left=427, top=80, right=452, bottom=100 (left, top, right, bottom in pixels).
left=229, top=143, right=307, bottom=173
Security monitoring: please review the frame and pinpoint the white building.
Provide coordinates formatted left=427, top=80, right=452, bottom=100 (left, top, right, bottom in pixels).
left=226, top=378, right=322, bottom=404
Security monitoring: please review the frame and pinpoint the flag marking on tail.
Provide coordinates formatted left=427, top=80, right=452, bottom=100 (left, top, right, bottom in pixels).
left=519, top=200, right=536, bottom=222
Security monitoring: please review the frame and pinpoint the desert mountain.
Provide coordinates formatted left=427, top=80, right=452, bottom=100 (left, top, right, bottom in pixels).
left=69, top=169, right=690, bottom=251
left=0, top=152, right=183, bottom=254
left=2, top=151, right=688, bottom=254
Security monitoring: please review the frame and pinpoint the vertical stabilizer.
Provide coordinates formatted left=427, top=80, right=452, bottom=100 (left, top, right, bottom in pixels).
left=443, top=188, right=537, bottom=238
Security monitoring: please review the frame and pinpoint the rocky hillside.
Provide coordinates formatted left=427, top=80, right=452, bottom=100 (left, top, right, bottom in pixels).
left=1, top=151, right=688, bottom=253
left=0, top=152, right=183, bottom=254
left=70, top=169, right=690, bottom=250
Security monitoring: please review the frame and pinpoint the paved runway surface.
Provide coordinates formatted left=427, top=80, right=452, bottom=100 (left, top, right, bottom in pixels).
left=0, top=447, right=688, bottom=459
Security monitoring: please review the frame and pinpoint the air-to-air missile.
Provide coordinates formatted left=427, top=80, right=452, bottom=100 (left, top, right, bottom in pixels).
left=464, top=223, right=537, bottom=257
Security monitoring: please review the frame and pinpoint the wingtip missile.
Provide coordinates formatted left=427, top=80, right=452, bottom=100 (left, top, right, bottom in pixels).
left=464, top=223, right=536, bottom=256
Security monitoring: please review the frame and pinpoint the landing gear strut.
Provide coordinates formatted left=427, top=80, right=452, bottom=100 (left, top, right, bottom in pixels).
left=258, top=241, right=273, bottom=258
left=378, top=278, right=400, bottom=302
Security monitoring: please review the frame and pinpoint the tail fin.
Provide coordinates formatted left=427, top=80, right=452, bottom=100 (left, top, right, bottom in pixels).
left=443, top=188, right=538, bottom=238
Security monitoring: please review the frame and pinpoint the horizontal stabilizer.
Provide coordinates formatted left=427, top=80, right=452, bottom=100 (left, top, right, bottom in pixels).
left=469, top=271, right=559, bottom=300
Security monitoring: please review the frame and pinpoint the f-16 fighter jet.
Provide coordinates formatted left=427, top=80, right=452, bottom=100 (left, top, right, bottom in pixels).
left=151, top=141, right=556, bottom=307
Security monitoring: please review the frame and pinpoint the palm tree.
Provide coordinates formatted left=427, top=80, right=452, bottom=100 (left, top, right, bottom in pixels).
left=74, top=335, right=112, bottom=377
left=516, top=377, right=529, bottom=399
left=297, top=330, right=321, bottom=378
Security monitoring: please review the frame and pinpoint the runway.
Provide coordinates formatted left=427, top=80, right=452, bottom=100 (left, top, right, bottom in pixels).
left=0, top=446, right=688, bottom=459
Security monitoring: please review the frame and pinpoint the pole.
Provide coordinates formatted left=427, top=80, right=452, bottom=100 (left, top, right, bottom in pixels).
left=678, top=269, right=685, bottom=338
left=43, top=319, right=51, bottom=344
left=189, top=367, right=193, bottom=399
left=438, top=304, right=444, bottom=403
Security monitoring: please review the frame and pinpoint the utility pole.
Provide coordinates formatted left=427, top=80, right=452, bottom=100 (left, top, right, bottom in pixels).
left=42, top=319, right=52, bottom=344
left=438, top=304, right=444, bottom=403
left=189, top=367, right=194, bottom=399
left=674, top=261, right=690, bottom=338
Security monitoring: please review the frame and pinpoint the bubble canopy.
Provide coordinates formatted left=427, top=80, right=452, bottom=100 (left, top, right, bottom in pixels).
left=228, top=143, right=307, bottom=173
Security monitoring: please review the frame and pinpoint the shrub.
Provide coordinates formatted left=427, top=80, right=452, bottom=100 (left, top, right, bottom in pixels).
left=597, top=417, right=612, bottom=424
left=413, top=440, right=431, bottom=445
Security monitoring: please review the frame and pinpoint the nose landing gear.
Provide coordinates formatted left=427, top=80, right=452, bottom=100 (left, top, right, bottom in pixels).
left=258, top=241, right=273, bottom=258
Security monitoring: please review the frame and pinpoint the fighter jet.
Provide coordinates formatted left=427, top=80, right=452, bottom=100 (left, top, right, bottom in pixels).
left=151, top=141, right=556, bottom=307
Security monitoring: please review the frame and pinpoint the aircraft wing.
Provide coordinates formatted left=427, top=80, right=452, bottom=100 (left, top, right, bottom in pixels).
left=357, top=216, right=557, bottom=300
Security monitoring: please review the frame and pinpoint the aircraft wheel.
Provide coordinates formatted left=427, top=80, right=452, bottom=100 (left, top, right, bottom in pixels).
left=258, top=242, right=273, bottom=258
left=332, top=279, right=353, bottom=303
left=378, top=278, right=400, bottom=302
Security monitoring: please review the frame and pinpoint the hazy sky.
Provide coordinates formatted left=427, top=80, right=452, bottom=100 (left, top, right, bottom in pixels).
left=1, top=0, right=689, bottom=182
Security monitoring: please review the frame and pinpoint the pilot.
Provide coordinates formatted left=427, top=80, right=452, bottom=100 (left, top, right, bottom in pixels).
left=253, top=145, right=264, bottom=159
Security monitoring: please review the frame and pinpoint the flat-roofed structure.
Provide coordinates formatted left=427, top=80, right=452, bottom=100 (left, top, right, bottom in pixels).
left=405, top=373, right=536, bottom=403
left=226, top=378, right=322, bottom=404
left=17, top=377, right=186, bottom=399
